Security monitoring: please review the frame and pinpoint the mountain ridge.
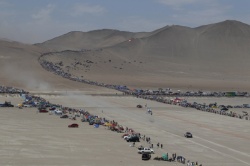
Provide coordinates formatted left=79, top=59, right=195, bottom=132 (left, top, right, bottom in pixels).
left=2, top=20, right=250, bottom=91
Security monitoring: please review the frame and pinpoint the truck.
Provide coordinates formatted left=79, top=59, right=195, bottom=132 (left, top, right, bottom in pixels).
left=138, top=147, right=154, bottom=154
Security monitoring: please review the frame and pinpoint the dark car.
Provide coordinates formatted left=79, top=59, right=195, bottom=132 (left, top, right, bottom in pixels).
left=142, top=153, right=151, bottom=160
left=221, top=107, right=228, bottom=111
left=127, top=136, right=140, bottom=142
left=137, top=104, right=142, bottom=108
left=184, top=132, right=193, bottom=138
left=39, top=109, right=48, bottom=113
left=0, top=101, right=14, bottom=107
left=89, top=120, right=94, bottom=125
left=60, top=115, right=68, bottom=118
left=68, top=123, right=79, bottom=128
left=138, top=145, right=144, bottom=150
left=49, top=107, right=56, bottom=110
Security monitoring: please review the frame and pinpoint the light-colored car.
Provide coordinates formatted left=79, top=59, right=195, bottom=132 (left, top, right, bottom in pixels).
left=55, top=109, right=62, bottom=115
left=138, top=147, right=154, bottom=154
left=124, top=135, right=132, bottom=140
left=23, top=104, right=32, bottom=107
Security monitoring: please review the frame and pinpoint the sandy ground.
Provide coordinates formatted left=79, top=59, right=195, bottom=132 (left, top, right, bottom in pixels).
left=1, top=93, right=250, bottom=166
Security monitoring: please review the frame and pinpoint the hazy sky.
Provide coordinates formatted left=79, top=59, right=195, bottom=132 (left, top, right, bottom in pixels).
left=0, top=0, right=249, bottom=44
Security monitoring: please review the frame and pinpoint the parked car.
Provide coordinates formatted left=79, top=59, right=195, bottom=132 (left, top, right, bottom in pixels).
left=124, top=135, right=132, bottom=140
left=142, top=153, right=151, bottom=160
left=138, top=145, right=144, bottom=150
left=81, top=118, right=87, bottom=122
left=127, top=136, right=140, bottom=142
left=68, top=123, right=79, bottom=128
left=49, top=107, right=56, bottom=110
left=89, top=120, right=94, bottom=125
left=221, top=107, right=228, bottom=111
left=137, top=104, right=142, bottom=108
left=0, top=101, right=14, bottom=107
left=23, top=104, right=32, bottom=108
left=39, top=109, right=48, bottom=113
left=138, top=147, right=154, bottom=154
left=60, top=115, right=68, bottom=118
left=55, top=109, right=62, bottom=115
left=184, top=132, right=193, bottom=138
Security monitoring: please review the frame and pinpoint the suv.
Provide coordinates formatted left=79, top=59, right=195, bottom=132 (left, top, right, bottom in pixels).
left=142, top=153, right=151, bottom=160
left=138, top=147, right=154, bottom=154
left=184, top=132, right=193, bottom=138
left=127, top=136, right=140, bottom=142
left=60, top=115, right=68, bottom=118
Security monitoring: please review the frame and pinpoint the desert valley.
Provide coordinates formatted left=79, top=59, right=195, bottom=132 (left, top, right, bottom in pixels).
left=1, top=20, right=250, bottom=166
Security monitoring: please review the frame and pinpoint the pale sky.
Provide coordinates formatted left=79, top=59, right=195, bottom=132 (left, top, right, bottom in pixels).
left=0, top=0, right=249, bottom=44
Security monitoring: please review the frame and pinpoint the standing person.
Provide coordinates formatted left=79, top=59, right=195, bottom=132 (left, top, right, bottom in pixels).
left=157, top=142, right=159, bottom=148
left=151, top=143, right=153, bottom=148
left=161, top=144, right=163, bottom=148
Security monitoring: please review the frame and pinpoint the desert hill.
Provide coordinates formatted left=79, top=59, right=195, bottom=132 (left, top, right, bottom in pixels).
left=35, top=29, right=149, bottom=51
left=38, top=20, right=250, bottom=91
left=0, top=40, right=110, bottom=92
left=2, top=20, right=250, bottom=91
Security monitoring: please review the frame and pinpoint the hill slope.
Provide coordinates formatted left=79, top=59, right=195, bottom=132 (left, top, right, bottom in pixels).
left=39, top=20, right=250, bottom=91
left=0, top=40, right=108, bottom=92
left=2, top=20, right=250, bottom=91
left=35, top=29, right=149, bottom=51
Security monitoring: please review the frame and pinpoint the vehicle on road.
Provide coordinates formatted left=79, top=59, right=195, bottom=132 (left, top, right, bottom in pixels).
left=184, top=132, right=193, bottom=138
